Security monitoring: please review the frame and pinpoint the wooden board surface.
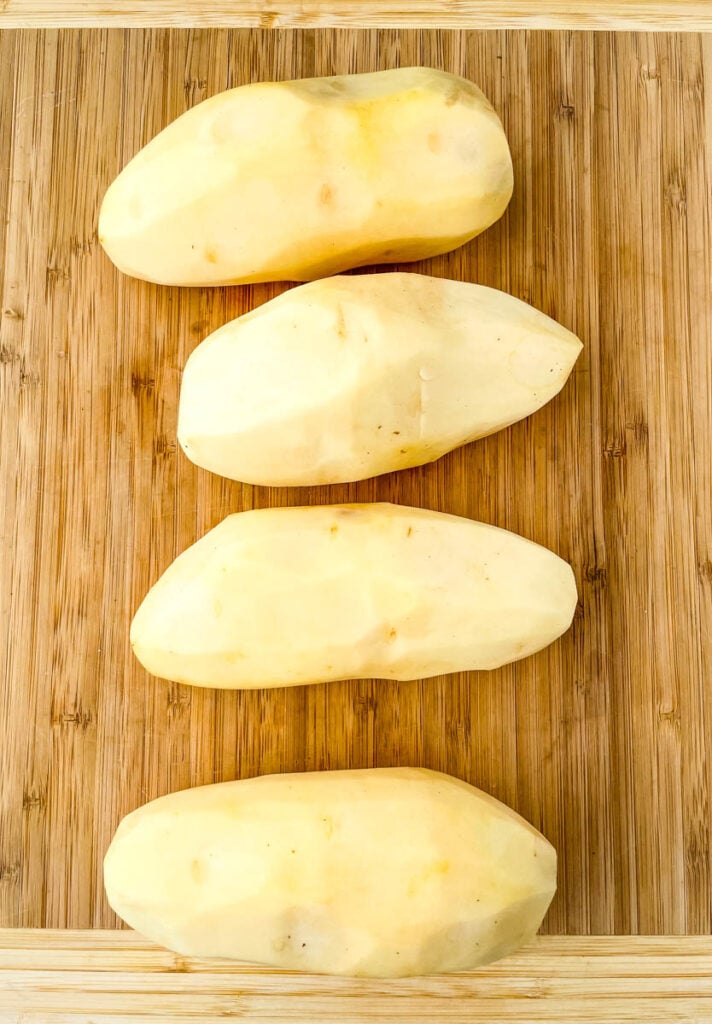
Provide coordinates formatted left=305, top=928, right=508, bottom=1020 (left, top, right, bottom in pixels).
left=1, top=2, right=712, bottom=32
left=2, top=931, right=712, bottom=1023
left=1, top=28, right=712, bottom=946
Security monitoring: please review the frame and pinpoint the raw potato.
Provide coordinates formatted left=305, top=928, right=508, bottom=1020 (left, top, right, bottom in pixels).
left=178, top=273, right=583, bottom=486
left=98, top=67, right=513, bottom=286
left=130, top=503, right=578, bottom=689
left=104, top=767, right=557, bottom=976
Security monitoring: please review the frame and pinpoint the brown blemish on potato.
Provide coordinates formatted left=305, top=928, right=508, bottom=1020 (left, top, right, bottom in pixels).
left=427, top=131, right=441, bottom=153
left=335, top=303, right=347, bottom=339
left=445, top=85, right=461, bottom=106
left=387, top=627, right=397, bottom=643
left=407, top=527, right=413, bottom=537
left=330, top=525, right=339, bottom=537
left=204, top=246, right=218, bottom=264
left=319, top=183, right=334, bottom=205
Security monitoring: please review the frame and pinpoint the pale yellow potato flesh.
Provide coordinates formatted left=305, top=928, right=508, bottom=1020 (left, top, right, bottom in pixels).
left=130, top=503, right=577, bottom=689
left=104, top=767, right=557, bottom=976
left=178, top=273, right=583, bottom=486
left=98, top=68, right=513, bottom=286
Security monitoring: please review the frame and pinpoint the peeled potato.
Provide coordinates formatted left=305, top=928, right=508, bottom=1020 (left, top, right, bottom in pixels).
left=130, top=503, right=577, bottom=689
left=104, top=767, right=557, bottom=976
left=98, top=67, right=513, bottom=286
left=179, top=273, right=582, bottom=486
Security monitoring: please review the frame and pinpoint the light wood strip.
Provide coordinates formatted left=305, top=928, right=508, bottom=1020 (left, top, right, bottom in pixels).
left=0, top=2, right=712, bottom=31
left=1, top=931, right=712, bottom=1023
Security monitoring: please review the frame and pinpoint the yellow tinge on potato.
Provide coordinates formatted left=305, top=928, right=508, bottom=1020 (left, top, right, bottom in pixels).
left=130, top=503, right=578, bottom=689
left=104, top=767, right=557, bottom=976
left=98, top=68, right=514, bottom=285
left=178, top=273, right=583, bottom=486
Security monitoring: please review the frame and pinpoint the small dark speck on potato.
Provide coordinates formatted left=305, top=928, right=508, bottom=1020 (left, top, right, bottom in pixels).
left=393, top=430, right=400, bottom=435
left=407, top=527, right=413, bottom=537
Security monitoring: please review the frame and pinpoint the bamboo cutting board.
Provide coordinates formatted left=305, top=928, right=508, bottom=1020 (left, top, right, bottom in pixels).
left=1, top=25, right=712, bottom=1019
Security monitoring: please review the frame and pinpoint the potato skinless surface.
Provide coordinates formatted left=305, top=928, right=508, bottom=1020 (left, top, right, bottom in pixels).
left=104, top=768, right=557, bottom=977
left=99, top=68, right=513, bottom=285
left=130, top=503, right=578, bottom=689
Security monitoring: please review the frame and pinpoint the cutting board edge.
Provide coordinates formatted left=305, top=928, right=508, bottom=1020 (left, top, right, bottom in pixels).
left=0, top=2, right=711, bottom=31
